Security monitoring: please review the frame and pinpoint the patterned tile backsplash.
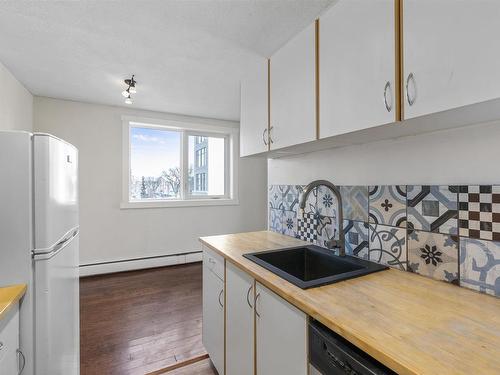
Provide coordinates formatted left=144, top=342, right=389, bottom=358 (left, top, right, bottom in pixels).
left=369, top=185, right=407, bottom=227
left=369, top=223, right=407, bottom=271
left=268, top=184, right=500, bottom=298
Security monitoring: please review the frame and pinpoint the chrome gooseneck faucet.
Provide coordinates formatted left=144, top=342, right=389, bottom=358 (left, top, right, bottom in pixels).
left=299, top=180, right=345, bottom=256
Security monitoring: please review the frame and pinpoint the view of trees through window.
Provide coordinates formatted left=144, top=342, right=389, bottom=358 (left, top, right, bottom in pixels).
left=129, top=126, right=226, bottom=200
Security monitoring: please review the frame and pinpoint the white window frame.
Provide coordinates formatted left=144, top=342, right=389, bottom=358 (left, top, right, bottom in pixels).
left=121, top=116, right=239, bottom=209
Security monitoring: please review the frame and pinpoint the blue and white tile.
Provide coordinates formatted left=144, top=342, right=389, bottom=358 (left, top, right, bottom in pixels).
left=298, top=186, right=317, bottom=215
left=343, top=220, right=369, bottom=259
left=282, top=185, right=303, bottom=212
left=268, top=185, right=284, bottom=210
left=269, top=208, right=283, bottom=233
left=316, top=215, right=337, bottom=250
left=282, top=210, right=297, bottom=237
left=407, top=185, right=458, bottom=235
left=369, top=223, right=407, bottom=271
left=369, top=185, right=407, bottom=228
left=316, top=186, right=339, bottom=218
left=460, top=238, right=500, bottom=297
left=407, top=229, right=459, bottom=284
left=340, top=186, right=369, bottom=222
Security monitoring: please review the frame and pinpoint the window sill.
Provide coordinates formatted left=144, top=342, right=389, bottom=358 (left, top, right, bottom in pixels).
left=120, top=198, right=239, bottom=209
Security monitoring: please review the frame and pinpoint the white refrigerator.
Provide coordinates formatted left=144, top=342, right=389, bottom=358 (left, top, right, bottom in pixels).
left=0, top=131, right=79, bottom=375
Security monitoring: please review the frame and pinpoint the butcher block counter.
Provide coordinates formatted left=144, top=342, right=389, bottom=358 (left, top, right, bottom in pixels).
left=200, top=231, right=500, bottom=375
left=0, top=284, right=26, bottom=321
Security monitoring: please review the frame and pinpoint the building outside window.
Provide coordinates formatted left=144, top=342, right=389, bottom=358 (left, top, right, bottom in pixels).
left=195, top=147, right=207, bottom=168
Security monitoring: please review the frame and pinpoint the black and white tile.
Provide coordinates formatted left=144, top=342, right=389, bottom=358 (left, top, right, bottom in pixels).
left=458, top=185, right=500, bottom=241
left=297, top=213, right=318, bottom=243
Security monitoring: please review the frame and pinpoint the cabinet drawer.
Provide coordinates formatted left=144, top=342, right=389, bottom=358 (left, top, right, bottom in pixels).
left=203, top=246, right=224, bottom=281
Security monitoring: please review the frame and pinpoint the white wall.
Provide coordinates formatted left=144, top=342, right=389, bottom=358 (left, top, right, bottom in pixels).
left=0, top=61, right=32, bottom=131
left=34, top=97, right=267, bottom=267
left=269, top=120, right=500, bottom=186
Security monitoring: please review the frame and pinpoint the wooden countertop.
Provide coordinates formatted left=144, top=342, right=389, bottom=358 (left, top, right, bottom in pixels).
left=200, top=231, right=500, bottom=375
left=0, top=284, right=26, bottom=321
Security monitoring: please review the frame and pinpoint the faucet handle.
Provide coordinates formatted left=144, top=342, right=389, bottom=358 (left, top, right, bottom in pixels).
left=325, top=239, right=345, bottom=257
left=325, top=239, right=342, bottom=249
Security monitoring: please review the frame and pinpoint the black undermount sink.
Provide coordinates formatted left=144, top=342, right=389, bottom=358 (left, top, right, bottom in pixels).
left=243, top=245, right=388, bottom=289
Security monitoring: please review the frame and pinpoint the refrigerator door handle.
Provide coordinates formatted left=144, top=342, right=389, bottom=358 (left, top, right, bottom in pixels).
left=33, top=227, right=79, bottom=260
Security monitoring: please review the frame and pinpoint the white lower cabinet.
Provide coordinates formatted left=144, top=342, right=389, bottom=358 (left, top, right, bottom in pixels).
left=0, top=304, right=23, bottom=375
left=203, top=249, right=308, bottom=375
left=202, top=247, right=225, bottom=375
left=225, top=262, right=254, bottom=375
left=255, top=282, right=308, bottom=375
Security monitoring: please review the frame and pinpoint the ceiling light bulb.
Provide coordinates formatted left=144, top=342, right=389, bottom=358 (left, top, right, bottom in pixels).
left=129, top=85, right=137, bottom=94
left=125, top=96, right=133, bottom=105
left=122, top=89, right=130, bottom=97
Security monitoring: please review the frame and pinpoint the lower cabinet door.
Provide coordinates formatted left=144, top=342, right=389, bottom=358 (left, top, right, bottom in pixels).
left=202, top=263, right=225, bottom=375
left=226, top=262, right=254, bottom=375
left=255, top=283, right=308, bottom=375
left=0, top=305, right=20, bottom=375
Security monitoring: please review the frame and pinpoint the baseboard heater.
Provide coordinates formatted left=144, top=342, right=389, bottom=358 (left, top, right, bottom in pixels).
left=79, top=251, right=203, bottom=277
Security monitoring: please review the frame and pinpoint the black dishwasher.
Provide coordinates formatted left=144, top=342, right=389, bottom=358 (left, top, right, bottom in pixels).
left=309, top=319, right=397, bottom=375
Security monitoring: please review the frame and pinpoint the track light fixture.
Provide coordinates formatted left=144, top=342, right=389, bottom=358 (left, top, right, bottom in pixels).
left=122, top=75, right=137, bottom=104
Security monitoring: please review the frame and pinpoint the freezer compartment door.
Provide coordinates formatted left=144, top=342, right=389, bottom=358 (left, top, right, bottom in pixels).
left=34, top=232, right=79, bottom=375
left=34, top=133, right=78, bottom=250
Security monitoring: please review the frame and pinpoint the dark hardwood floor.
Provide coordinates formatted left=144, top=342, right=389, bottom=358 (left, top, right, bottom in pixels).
left=80, top=263, right=215, bottom=375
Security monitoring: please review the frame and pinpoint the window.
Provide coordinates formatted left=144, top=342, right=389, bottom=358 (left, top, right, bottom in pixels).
left=129, top=127, right=181, bottom=200
left=122, top=117, right=238, bottom=208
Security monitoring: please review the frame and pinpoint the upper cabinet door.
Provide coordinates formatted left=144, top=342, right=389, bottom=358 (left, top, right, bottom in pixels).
left=403, top=0, right=500, bottom=119
left=270, top=23, right=316, bottom=150
left=320, top=0, right=396, bottom=138
left=240, top=58, right=269, bottom=157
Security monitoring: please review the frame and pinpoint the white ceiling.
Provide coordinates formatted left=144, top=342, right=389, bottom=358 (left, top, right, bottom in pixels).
left=0, top=1, right=333, bottom=121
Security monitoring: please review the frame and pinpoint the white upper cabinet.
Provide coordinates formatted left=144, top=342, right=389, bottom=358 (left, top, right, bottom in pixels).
left=270, top=22, right=316, bottom=150
left=403, top=0, right=500, bottom=119
left=240, top=58, right=269, bottom=156
left=320, top=0, right=396, bottom=138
